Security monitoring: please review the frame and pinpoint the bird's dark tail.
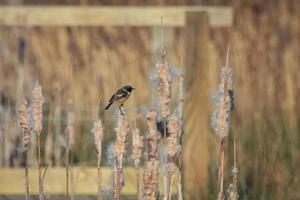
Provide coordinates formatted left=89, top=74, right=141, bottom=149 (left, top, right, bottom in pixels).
left=105, top=102, right=113, bottom=110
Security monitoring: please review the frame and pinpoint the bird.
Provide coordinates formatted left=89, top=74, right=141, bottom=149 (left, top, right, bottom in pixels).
left=105, top=85, right=135, bottom=110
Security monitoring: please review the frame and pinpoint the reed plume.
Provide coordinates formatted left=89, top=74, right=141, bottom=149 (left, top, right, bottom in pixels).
left=92, top=119, right=104, bottom=200
left=19, top=100, right=31, bottom=200
left=132, top=128, right=143, bottom=199
left=113, top=105, right=130, bottom=200
left=31, top=81, right=44, bottom=200
left=143, top=110, right=159, bottom=200
left=211, top=47, right=233, bottom=200
left=65, top=111, right=75, bottom=200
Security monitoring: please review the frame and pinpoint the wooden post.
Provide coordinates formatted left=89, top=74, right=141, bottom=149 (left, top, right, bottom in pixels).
left=184, top=11, right=210, bottom=199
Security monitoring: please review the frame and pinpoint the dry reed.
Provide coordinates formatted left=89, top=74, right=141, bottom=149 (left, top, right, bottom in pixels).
left=19, top=101, right=31, bottom=147
left=31, top=81, right=44, bottom=200
left=143, top=110, right=159, bottom=200
left=132, top=127, right=143, bottom=199
left=18, top=100, right=31, bottom=200
left=228, top=136, right=238, bottom=200
left=65, top=111, right=75, bottom=200
left=166, top=115, right=180, bottom=200
left=92, top=119, right=104, bottom=200
left=176, top=75, right=184, bottom=200
left=113, top=105, right=130, bottom=200
left=211, top=47, right=233, bottom=200
left=157, top=46, right=171, bottom=147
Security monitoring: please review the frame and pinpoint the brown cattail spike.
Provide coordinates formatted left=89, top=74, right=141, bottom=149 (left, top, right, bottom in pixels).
left=32, top=81, right=44, bottom=135
left=19, top=101, right=31, bottom=147
left=113, top=106, right=130, bottom=200
left=92, top=119, right=104, bottom=161
left=157, top=48, right=171, bottom=118
left=132, top=128, right=143, bottom=168
left=143, top=110, right=159, bottom=200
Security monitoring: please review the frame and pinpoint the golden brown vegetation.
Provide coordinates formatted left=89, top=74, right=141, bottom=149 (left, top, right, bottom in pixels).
left=1, top=1, right=300, bottom=200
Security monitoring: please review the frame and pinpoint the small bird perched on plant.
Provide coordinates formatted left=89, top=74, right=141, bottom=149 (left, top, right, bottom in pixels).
left=105, top=85, right=135, bottom=110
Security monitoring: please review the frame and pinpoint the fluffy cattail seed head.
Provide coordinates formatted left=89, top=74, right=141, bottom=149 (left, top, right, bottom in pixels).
left=31, top=81, right=44, bottom=135
left=92, top=119, right=104, bottom=160
left=157, top=47, right=171, bottom=118
left=132, top=128, right=143, bottom=168
left=167, top=115, right=180, bottom=159
left=19, top=101, right=31, bottom=147
left=66, top=111, right=75, bottom=150
left=113, top=111, right=130, bottom=158
left=211, top=49, right=233, bottom=139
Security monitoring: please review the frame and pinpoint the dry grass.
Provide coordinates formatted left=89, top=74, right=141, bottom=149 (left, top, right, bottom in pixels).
left=132, top=127, right=143, bottom=199
left=65, top=111, right=75, bottom=200
left=92, top=118, right=104, bottom=200
left=143, top=110, right=159, bottom=200
left=211, top=47, right=234, bottom=200
left=113, top=106, right=130, bottom=200
left=18, top=100, right=31, bottom=200
left=31, top=81, right=44, bottom=200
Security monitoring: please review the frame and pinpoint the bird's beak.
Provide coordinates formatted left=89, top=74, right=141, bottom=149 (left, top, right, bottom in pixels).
left=132, top=87, right=135, bottom=90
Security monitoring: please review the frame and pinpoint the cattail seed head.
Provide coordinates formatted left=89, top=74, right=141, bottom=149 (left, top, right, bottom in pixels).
left=157, top=47, right=171, bottom=118
left=19, top=101, right=31, bottom=147
left=31, top=81, right=44, bottom=135
left=167, top=115, right=180, bottom=159
left=92, top=119, right=104, bottom=160
left=143, top=110, right=159, bottom=200
left=132, top=128, right=143, bottom=168
left=66, top=111, right=75, bottom=150
left=113, top=110, right=130, bottom=158
left=211, top=64, right=233, bottom=138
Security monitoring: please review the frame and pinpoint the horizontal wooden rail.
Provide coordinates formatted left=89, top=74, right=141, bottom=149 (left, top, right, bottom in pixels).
left=0, top=6, right=232, bottom=27
left=0, top=167, right=177, bottom=195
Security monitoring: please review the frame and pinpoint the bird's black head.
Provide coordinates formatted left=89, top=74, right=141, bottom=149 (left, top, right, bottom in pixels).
left=124, top=85, right=135, bottom=92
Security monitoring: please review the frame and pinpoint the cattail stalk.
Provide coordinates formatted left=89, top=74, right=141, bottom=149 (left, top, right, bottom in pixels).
left=65, top=111, right=75, bottom=200
left=132, top=128, right=143, bottom=199
left=157, top=47, right=171, bottom=143
left=19, top=101, right=31, bottom=200
left=143, top=111, right=159, bottom=200
left=166, top=115, right=180, bottom=200
left=211, top=47, right=233, bottom=200
left=228, top=136, right=238, bottom=200
left=92, top=119, right=104, bottom=200
left=113, top=105, right=129, bottom=200
left=177, top=75, right=184, bottom=200
left=31, top=81, right=44, bottom=200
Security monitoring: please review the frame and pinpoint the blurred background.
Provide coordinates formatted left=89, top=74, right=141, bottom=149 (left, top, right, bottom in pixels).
left=0, top=0, right=300, bottom=200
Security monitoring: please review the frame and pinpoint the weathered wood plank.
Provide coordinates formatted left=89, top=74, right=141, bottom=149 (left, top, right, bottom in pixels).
left=0, top=167, right=178, bottom=195
left=0, top=167, right=135, bottom=195
left=184, top=11, right=211, bottom=199
left=0, top=6, right=232, bottom=27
